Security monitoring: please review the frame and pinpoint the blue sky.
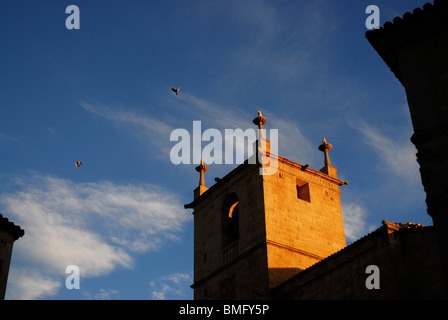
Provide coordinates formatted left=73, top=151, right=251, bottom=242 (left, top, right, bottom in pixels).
left=0, top=0, right=433, bottom=300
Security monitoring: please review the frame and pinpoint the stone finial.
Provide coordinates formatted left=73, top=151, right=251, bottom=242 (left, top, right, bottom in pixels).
left=253, top=111, right=267, bottom=139
left=318, top=137, right=333, bottom=167
left=195, top=158, right=209, bottom=187
left=253, top=111, right=267, bottom=130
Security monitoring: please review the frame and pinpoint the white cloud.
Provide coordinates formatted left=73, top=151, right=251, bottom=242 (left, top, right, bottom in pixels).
left=2, top=173, right=191, bottom=299
left=342, top=202, right=375, bottom=243
left=93, top=289, right=120, bottom=300
left=6, top=268, right=60, bottom=300
left=350, top=120, right=419, bottom=182
left=80, top=102, right=173, bottom=137
left=150, top=272, right=192, bottom=300
left=268, top=115, right=317, bottom=166
left=347, top=119, right=426, bottom=210
left=80, top=101, right=175, bottom=158
left=174, top=93, right=316, bottom=165
left=81, top=94, right=316, bottom=169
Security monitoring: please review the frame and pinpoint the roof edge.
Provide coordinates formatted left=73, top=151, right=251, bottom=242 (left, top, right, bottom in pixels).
left=0, top=213, right=25, bottom=240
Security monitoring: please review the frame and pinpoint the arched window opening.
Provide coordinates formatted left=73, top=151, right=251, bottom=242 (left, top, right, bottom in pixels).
left=228, top=201, right=239, bottom=218
left=222, top=193, right=239, bottom=248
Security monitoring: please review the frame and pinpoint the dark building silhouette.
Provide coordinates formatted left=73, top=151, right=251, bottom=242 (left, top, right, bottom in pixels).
left=0, top=213, right=24, bottom=300
left=366, top=0, right=448, bottom=294
left=272, top=220, right=446, bottom=299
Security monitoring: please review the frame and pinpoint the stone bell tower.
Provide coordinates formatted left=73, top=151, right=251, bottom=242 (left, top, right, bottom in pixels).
left=185, top=112, right=348, bottom=299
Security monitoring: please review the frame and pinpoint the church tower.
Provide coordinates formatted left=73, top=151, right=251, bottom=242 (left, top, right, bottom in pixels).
left=185, top=112, right=348, bottom=299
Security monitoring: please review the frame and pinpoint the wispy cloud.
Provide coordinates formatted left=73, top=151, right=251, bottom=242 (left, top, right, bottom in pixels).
left=80, top=101, right=174, bottom=137
left=342, top=201, right=375, bottom=244
left=179, top=93, right=316, bottom=164
left=350, top=119, right=419, bottom=183
left=93, top=289, right=120, bottom=300
left=81, top=93, right=316, bottom=169
left=0, top=132, right=20, bottom=143
left=347, top=119, right=425, bottom=216
left=6, top=268, right=60, bottom=300
left=80, top=101, right=175, bottom=158
left=208, top=0, right=337, bottom=87
left=150, top=272, right=192, bottom=300
left=2, top=173, right=190, bottom=299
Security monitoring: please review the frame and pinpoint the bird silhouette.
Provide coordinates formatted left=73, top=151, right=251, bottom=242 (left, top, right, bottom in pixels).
left=170, top=86, right=181, bottom=95
left=75, top=161, right=83, bottom=168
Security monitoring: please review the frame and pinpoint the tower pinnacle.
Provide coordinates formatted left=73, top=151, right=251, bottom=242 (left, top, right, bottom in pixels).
left=195, top=158, right=209, bottom=187
left=252, top=111, right=267, bottom=130
left=318, top=137, right=333, bottom=167
left=253, top=111, right=267, bottom=139
left=318, top=137, right=341, bottom=179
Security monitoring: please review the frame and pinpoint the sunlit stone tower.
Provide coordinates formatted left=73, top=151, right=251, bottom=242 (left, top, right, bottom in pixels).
left=185, top=112, right=348, bottom=299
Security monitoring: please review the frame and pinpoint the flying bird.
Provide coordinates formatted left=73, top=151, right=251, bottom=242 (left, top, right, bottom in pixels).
left=75, top=161, right=83, bottom=168
left=170, top=86, right=181, bottom=95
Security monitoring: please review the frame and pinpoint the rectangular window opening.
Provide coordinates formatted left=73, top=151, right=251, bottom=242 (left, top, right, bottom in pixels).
left=296, top=178, right=311, bottom=202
